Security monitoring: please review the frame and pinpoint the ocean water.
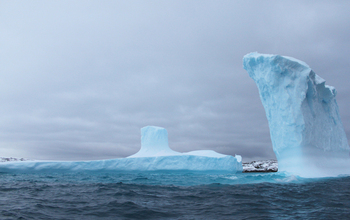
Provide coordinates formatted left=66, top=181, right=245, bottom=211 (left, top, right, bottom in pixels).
left=1, top=171, right=350, bottom=219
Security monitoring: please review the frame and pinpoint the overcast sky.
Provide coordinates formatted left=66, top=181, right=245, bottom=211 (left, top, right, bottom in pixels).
left=1, top=1, right=349, bottom=161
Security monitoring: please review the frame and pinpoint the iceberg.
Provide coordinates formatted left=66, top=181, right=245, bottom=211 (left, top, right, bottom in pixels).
left=243, top=52, right=349, bottom=177
left=0, top=157, right=29, bottom=162
left=0, top=126, right=242, bottom=173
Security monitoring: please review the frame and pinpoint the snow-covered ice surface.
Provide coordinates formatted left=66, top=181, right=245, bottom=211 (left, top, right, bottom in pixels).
left=0, top=126, right=242, bottom=173
left=243, top=160, right=278, bottom=172
left=243, top=52, right=350, bottom=177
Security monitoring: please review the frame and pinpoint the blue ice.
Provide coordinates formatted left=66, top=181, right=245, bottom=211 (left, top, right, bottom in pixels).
left=243, top=52, right=350, bottom=177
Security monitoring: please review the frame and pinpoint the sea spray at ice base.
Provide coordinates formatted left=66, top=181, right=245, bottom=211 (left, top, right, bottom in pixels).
left=243, top=52, right=350, bottom=177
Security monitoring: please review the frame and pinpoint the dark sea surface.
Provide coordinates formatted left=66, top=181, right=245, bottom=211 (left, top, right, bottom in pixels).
left=1, top=171, right=350, bottom=220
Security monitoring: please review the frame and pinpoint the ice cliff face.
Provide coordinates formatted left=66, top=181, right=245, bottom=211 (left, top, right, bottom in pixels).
left=243, top=52, right=349, bottom=176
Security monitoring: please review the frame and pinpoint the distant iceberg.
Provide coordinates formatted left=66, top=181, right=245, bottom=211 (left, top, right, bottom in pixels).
left=243, top=52, right=349, bottom=177
left=0, top=126, right=242, bottom=173
left=0, top=157, right=29, bottom=162
left=243, top=160, right=278, bottom=173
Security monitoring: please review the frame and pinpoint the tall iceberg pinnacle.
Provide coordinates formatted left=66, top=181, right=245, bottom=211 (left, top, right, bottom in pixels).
left=129, top=126, right=180, bottom=157
left=243, top=52, right=349, bottom=176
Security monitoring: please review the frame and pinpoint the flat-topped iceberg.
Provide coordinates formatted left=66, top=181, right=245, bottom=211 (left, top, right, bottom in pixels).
left=0, top=126, right=242, bottom=173
left=243, top=52, right=349, bottom=177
